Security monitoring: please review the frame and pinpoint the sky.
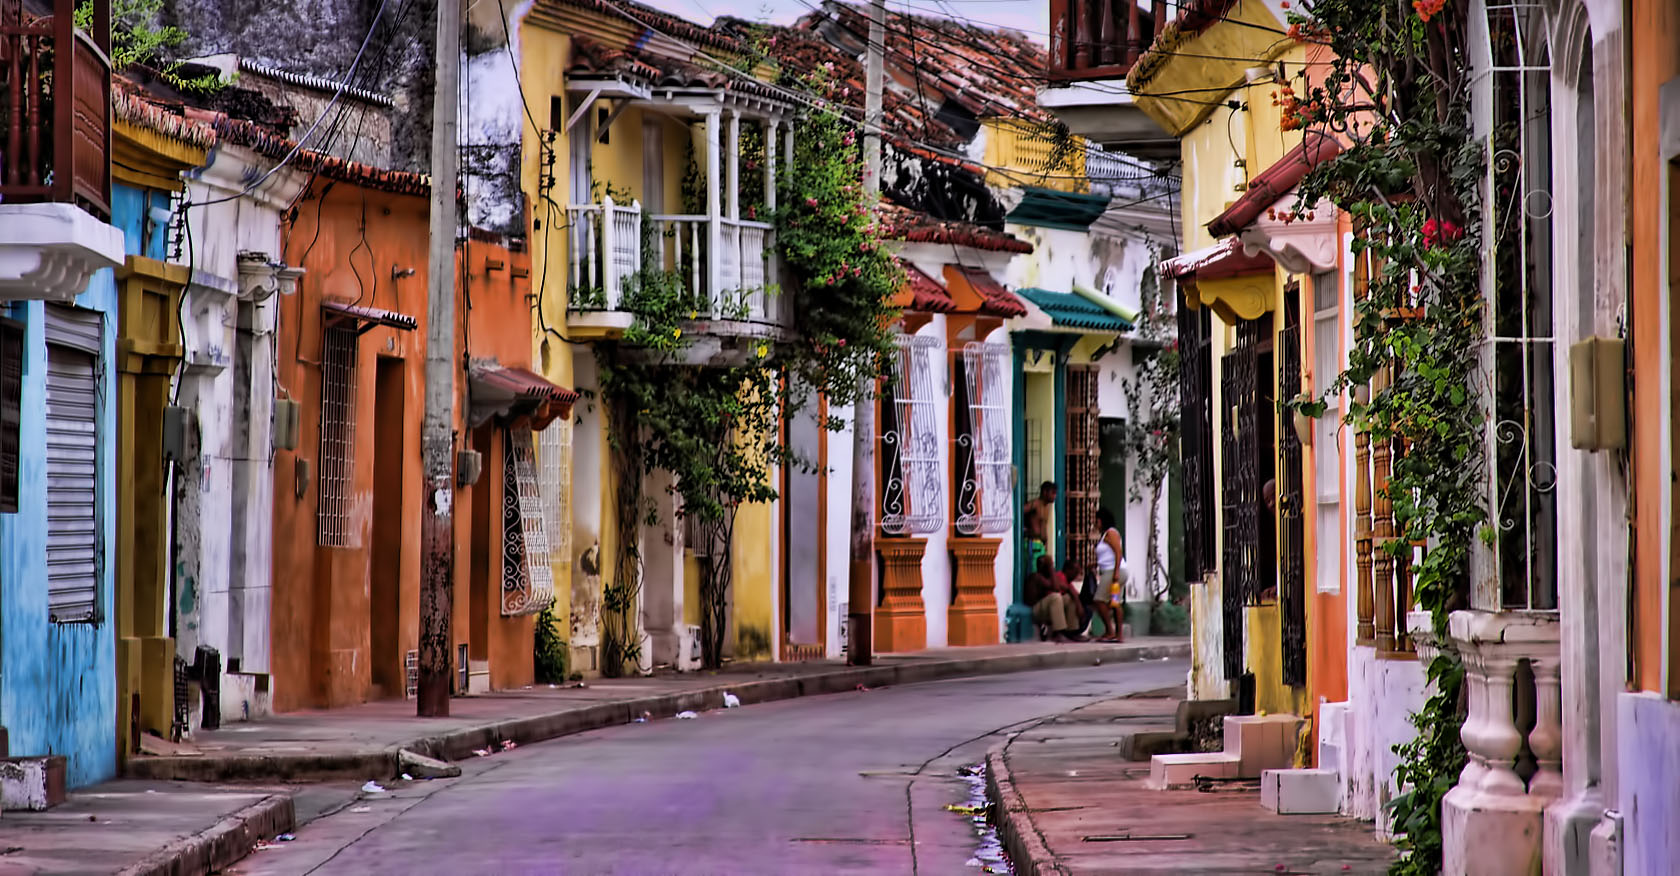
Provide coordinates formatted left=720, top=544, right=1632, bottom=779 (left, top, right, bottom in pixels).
left=655, top=0, right=1051, bottom=46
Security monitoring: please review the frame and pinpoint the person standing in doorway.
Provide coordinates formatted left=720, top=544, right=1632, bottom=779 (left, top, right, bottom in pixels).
left=1092, top=507, right=1126, bottom=642
left=1023, top=481, right=1057, bottom=570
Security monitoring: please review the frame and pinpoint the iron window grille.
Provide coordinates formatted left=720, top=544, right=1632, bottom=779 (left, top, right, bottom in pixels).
left=503, top=426, right=557, bottom=616
left=538, top=418, right=573, bottom=579
left=316, top=324, right=358, bottom=548
left=881, top=333, right=944, bottom=536
left=1177, top=291, right=1217, bottom=580
left=1279, top=283, right=1307, bottom=687
left=956, top=341, right=1012, bottom=536
left=1475, top=0, right=1559, bottom=611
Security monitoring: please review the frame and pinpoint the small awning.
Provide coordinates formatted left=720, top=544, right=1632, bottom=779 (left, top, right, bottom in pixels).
left=897, top=263, right=957, bottom=313
left=1158, top=238, right=1275, bottom=281
left=1206, top=132, right=1342, bottom=238
left=1015, top=288, right=1134, bottom=333
left=322, top=300, right=417, bottom=334
left=468, top=362, right=579, bottom=430
left=943, top=265, right=1027, bottom=317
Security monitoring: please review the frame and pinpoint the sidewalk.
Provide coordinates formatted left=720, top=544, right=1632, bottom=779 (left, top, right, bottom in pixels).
left=987, top=688, right=1396, bottom=875
left=1, top=638, right=1185, bottom=876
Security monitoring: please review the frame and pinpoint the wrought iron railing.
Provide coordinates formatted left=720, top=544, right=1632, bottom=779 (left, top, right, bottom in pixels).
left=1047, top=0, right=1164, bottom=81
left=881, top=333, right=943, bottom=536
left=955, top=341, right=1012, bottom=536
left=1278, top=282, right=1306, bottom=686
left=0, top=0, right=110, bottom=218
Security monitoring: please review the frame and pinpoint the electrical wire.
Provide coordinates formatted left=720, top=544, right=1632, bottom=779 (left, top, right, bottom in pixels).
left=190, top=0, right=396, bottom=208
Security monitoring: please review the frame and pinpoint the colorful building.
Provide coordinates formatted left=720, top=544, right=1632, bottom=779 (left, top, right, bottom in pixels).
left=0, top=0, right=126, bottom=788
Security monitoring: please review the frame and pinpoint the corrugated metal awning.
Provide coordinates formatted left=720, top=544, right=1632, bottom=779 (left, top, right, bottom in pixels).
left=468, top=362, right=579, bottom=430
left=322, top=300, right=418, bottom=333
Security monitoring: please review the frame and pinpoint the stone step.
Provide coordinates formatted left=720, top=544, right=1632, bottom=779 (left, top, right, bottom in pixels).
left=1260, top=768, right=1342, bottom=814
left=1147, top=751, right=1241, bottom=789
left=1223, top=713, right=1302, bottom=776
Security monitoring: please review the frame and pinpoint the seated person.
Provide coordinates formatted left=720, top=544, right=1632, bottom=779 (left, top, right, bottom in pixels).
left=1025, top=555, right=1084, bottom=642
left=1062, top=558, right=1093, bottom=633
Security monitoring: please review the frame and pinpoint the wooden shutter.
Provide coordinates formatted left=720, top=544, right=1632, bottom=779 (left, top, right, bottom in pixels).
left=44, top=304, right=102, bottom=623
left=0, top=316, right=23, bottom=514
left=1065, top=365, right=1100, bottom=573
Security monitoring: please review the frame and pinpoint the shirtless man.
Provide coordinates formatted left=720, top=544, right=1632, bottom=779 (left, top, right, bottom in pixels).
left=1023, top=481, right=1056, bottom=568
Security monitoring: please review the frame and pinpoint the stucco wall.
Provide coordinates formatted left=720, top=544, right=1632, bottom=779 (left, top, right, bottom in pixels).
left=1340, top=647, right=1425, bottom=829
left=1616, top=693, right=1680, bottom=873
left=0, top=280, right=121, bottom=788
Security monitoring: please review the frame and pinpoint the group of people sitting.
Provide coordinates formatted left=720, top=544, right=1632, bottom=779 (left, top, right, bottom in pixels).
left=1022, top=482, right=1128, bottom=644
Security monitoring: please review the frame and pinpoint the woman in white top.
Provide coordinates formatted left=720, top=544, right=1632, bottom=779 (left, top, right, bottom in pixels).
left=1092, top=507, right=1126, bottom=642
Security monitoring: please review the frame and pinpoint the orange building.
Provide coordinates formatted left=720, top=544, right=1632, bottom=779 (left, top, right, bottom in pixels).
left=259, top=132, right=572, bottom=711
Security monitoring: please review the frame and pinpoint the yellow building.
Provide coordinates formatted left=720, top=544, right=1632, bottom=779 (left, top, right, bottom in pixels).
left=479, top=0, right=797, bottom=675
left=1129, top=3, right=1332, bottom=719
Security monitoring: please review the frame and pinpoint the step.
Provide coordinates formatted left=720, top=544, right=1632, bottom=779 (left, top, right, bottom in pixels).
left=1147, top=751, right=1240, bottom=789
left=1223, top=714, right=1303, bottom=776
left=1260, top=768, right=1342, bottom=814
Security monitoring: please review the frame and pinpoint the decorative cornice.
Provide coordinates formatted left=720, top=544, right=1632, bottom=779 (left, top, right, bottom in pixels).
left=0, top=204, right=127, bottom=303
left=237, top=252, right=305, bottom=302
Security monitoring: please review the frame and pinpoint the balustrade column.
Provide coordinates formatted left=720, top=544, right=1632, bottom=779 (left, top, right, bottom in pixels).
left=703, top=110, right=722, bottom=312
left=1371, top=360, right=1396, bottom=653
left=1354, top=383, right=1374, bottom=645
left=1527, top=656, right=1564, bottom=800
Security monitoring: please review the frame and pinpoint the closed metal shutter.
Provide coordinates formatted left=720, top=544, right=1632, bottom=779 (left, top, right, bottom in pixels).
left=44, top=304, right=102, bottom=623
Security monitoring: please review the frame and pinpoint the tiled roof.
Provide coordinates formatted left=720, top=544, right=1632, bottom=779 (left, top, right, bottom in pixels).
left=207, top=114, right=431, bottom=196
left=468, top=361, right=579, bottom=430
left=567, top=34, right=785, bottom=103
left=540, top=0, right=746, bottom=54
left=879, top=202, right=1033, bottom=255
left=899, top=262, right=957, bottom=313
left=1016, top=287, right=1134, bottom=332
left=322, top=300, right=418, bottom=330
left=1206, top=132, right=1341, bottom=238
left=945, top=265, right=1029, bottom=318
left=113, top=84, right=218, bottom=149
left=1158, top=237, right=1275, bottom=280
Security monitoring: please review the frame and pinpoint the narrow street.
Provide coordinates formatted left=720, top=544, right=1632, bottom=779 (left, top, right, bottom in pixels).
left=230, top=659, right=1186, bottom=875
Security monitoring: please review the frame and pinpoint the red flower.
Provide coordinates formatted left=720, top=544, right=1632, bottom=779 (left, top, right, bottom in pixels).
left=1441, top=220, right=1462, bottom=241
left=806, top=197, right=819, bottom=208
left=1412, top=0, right=1445, bottom=22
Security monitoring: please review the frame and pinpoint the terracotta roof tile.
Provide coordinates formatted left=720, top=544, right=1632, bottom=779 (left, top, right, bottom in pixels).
left=113, top=82, right=218, bottom=149
left=899, top=262, right=958, bottom=313
left=879, top=202, right=1033, bottom=255
left=206, top=114, right=431, bottom=196
left=1206, top=131, right=1341, bottom=238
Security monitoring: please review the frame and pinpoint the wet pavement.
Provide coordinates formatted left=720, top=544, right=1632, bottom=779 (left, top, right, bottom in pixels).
left=227, top=658, right=1188, bottom=875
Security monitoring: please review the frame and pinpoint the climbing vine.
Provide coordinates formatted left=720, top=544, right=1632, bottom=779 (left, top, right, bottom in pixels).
left=77, top=0, right=223, bottom=92
left=593, top=80, right=897, bottom=670
left=1282, top=1, right=1483, bottom=872
left=1118, top=254, right=1180, bottom=605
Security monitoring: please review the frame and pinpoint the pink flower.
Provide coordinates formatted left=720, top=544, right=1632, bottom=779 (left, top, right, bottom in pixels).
left=806, top=197, right=819, bottom=207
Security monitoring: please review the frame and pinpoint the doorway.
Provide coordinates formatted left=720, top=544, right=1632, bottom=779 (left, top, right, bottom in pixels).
left=369, top=356, right=404, bottom=699
left=781, top=400, right=824, bottom=660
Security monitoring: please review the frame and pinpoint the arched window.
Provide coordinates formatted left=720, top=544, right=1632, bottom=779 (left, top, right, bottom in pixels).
left=1473, top=0, right=1559, bottom=610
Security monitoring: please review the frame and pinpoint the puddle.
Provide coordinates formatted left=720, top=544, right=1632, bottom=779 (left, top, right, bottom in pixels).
left=953, top=762, right=1011, bottom=873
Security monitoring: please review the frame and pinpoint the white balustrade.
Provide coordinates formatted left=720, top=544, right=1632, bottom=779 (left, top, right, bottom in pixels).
left=1442, top=609, right=1563, bottom=876
left=564, top=196, right=641, bottom=310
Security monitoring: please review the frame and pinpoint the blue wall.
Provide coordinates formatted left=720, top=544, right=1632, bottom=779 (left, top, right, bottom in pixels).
left=0, top=283, right=120, bottom=789
left=0, top=184, right=161, bottom=788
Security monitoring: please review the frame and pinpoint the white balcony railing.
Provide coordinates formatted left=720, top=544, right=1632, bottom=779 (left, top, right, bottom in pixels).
left=569, top=199, right=775, bottom=327
left=566, top=196, right=642, bottom=311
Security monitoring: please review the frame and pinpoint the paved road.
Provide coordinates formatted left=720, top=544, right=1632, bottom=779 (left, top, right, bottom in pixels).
left=232, top=656, right=1188, bottom=876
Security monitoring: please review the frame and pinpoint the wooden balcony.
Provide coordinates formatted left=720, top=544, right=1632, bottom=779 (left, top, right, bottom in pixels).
left=1047, top=0, right=1164, bottom=82
left=0, top=0, right=111, bottom=219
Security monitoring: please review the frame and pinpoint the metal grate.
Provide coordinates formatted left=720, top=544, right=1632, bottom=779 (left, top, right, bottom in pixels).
left=538, top=418, right=573, bottom=580
left=404, top=649, right=419, bottom=699
left=1177, top=294, right=1216, bottom=581
left=1480, top=0, right=1558, bottom=611
left=502, top=426, right=557, bottom=616
left=316, top=324, right=358, bottom=548
left=956, top=342, right=1012, bottom=536
left=1065, top=365, right=1100, bottom=573
left=1278, top=284, right=1307, bottom=687
left=881, top=333, right=944, bottom=535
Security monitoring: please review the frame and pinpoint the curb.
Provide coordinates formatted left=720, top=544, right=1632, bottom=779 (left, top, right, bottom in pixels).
left=986, top=742, right=1068, bottom=876
left=116, top=793, right=294, bottom=876
left=129, top=640, right=1188, bottom=783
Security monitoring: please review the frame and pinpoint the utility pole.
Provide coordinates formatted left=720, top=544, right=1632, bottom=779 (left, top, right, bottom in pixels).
left=848, top=0, right=886, bottom=666
left=418, top=0, right=461, bottom=716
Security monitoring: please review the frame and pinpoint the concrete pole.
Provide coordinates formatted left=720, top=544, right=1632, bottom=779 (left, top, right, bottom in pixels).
left=418, top=0, right=461, bottom=717
left=848, top=0, right=886, bottom=665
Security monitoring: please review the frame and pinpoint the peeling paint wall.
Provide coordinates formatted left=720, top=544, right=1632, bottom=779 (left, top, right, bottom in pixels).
left=0, top=281, right=121, bottom=789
